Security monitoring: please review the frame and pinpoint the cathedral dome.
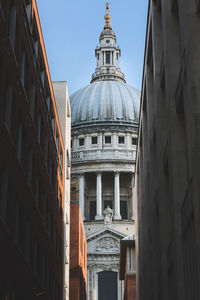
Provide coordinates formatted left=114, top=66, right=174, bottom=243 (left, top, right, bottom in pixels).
left=70, top=80, right=140, bottom=130
left=70, top=3, right=140, bottom=131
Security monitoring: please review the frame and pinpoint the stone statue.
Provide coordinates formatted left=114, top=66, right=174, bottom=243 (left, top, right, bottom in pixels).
left=103, top=206, right=114, bottom=225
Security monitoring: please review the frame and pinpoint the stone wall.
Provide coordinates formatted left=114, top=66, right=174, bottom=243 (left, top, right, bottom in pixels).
left=136, top=1, right=200, bottom=299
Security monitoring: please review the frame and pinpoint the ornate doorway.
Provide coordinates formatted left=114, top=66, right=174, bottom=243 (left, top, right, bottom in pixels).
left=98, top=271, right=118, bottom=300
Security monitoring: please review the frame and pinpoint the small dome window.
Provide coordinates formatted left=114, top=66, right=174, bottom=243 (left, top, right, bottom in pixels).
left=132, top=137, right=137, bottom=145
left=79, top=138, right=84, bottom=146
left=105, top=136, right=111, bottom=144
left=91, top=136, right=98, bottom=145
left=118, top=136, right=125, bottom=144
left=106, top=40, right=110, bottom=43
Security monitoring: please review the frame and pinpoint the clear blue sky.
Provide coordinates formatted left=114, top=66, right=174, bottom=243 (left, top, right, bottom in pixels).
left=36, top=0, right=148, bottom=95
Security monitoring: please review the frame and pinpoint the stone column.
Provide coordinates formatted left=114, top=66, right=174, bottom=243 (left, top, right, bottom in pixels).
left=131, top=173, right=135, bottom=220
left=114, top=171, right=121, bottom=220
left=113, top=132, right=117, bottom=148
left=95, top=172, right=103, bottom=220
left=75, top=137, right=78, bottom=150
left=88, top=267, right=94, bottom=300
left=85, top=134, right=90, bottom=149
left=79, top=173, right=85, bottom=220
left=99, top=132, right=103, bottom=148
left=94, top=271, right=98, bottom=300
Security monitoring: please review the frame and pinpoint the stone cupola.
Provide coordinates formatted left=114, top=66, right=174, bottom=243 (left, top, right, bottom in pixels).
left=91, top=2, right=126, bottom=83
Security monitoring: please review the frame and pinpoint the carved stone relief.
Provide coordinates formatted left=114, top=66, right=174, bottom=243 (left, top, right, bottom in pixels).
left=95, top=237, right=119, bottom=252
left=96, top=263, right=119, bottom=271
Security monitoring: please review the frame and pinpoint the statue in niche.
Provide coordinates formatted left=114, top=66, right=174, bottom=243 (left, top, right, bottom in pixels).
left=103, top=206, right=114, bottom=225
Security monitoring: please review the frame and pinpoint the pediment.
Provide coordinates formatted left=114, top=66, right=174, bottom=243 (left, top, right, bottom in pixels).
left=87, top=226, right=126, bottom=242
left=87, top=226, right=126, bottom=255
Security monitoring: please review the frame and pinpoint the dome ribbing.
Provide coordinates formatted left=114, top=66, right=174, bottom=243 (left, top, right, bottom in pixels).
left=70, top=80, right=140, bottom=129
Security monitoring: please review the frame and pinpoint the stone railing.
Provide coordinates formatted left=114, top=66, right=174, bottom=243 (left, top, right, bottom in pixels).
left=71, top=149, right=136, bottom=163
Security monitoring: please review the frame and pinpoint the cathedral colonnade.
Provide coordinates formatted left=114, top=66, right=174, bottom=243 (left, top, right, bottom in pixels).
left=78, top=171, right=135, bottom=221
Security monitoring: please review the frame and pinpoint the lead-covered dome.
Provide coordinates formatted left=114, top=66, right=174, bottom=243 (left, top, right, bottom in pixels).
left=70, top=3, right=140, bottom=131
left=70, top=80, right=140, bottom=130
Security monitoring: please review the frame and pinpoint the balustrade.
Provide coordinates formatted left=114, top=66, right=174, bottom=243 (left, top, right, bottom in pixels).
left=71, top=149, right=136, bottom=162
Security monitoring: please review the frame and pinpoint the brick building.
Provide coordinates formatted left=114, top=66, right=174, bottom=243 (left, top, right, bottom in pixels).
left=0, top=0, right=66, bottom=299
left=136, top=0, right=200, bottom=299
left=119, top=235, right=136, bottom=300
left=69, top=195, right=87, bottom=300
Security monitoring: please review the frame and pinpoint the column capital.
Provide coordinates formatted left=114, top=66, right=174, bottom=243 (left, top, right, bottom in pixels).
left=96, top=171, right=102, bottom=176
left=78, top=172, right=85, bottom=178
left=114, top=170, right=120, bottom=175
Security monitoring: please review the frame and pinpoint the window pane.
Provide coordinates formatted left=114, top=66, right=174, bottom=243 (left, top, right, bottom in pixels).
left=56, top=130, right=59, bottom=152
left=118, top=136, right=124, bottom=144
left=37, top=114, right=41, bottom=144
left=4, top=85, right=13, bottom=131
left=92, top=136, right=97, bottom=144
left=106, top=52, right=110, bottom=64
left=30, top=83, right=35, bottom=120
left=51, top=112, right=55, bottom=134
left=120, top=201, right=127, bottom=220
left=79, top=138, right=84, bottom=146
left=105, top=136, right=111, bottom=144
left=21, top=50, right=26, bottom=85
left=17, top=122, right=23, bottom=161
left=132, top=137, right=137, bottom=145
left=90, top=201, right=96, bottom=221
left=0, top=0, right=6, bottom=15
left=9, top=5, right=17, bottom=47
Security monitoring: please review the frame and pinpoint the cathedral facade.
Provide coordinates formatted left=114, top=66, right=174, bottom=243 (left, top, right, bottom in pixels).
left=70, top=4, right=140, bottom=299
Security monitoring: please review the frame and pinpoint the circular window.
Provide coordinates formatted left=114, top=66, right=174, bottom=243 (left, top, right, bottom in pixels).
left=106, top=40, right=110, bottom=43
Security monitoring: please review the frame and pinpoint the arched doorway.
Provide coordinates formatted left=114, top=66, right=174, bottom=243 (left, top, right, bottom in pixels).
left=98, top=271, right=118, bottom=300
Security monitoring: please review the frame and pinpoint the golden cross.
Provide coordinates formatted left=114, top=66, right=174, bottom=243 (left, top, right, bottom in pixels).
left=106, top=2, right=110, bottom=15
